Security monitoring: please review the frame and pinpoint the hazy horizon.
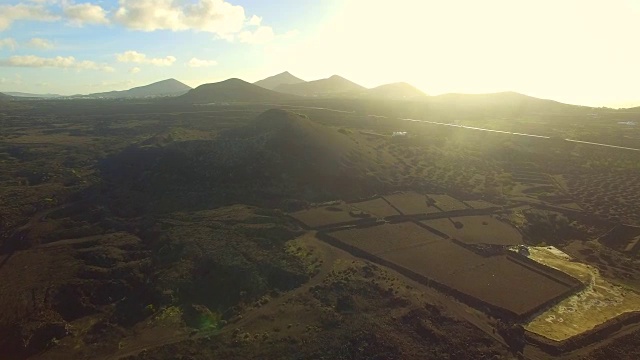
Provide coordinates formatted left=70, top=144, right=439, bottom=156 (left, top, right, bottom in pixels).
left=1, top=0, right=640, bottom=108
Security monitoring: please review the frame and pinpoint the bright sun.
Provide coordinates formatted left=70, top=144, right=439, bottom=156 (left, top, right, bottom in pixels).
left=271, top=0, right=640, bottom=107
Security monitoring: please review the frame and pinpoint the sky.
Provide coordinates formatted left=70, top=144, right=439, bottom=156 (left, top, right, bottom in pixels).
left=1, top=0, right=640, bottom=108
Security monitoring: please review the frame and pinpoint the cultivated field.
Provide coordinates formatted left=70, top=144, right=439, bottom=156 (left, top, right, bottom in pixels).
left=348, top=197, right=400, bottom=218
left=328, top=222, right=579, bottom=318
left=381, top=191, right=441, bottom=215
left=420, top=215, right=525, bottom=245
left=427, top=194, right=470, bottom=212
left=290, top=203, right=369, bottom=229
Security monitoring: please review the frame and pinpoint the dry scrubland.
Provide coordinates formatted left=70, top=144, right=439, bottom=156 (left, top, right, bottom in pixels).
left=0, top=96, right=640, bottom=359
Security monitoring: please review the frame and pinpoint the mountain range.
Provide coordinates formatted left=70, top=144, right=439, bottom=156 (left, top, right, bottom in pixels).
left=179, top=78, right=296, bottom=104
left=254, top=71, right=305, bottom=90
left=359, top=82, right=427, bottom=100
left=274, top=75, right=366, bottom=97
left=4, top=92, right=62, bottom=98
left=78, top=79, right=191, bottom=99
left=3, top=71, right=637, bottom=110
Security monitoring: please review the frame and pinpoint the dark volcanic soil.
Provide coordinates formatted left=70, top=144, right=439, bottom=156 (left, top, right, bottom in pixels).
left=1, top=101, right=640, bottom=359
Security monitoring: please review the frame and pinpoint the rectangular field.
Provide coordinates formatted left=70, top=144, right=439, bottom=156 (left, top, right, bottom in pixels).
left=420, top=216, right=524, bottom=245
left=447, top=256, right=571, bottom=316
left=378, top=238, right=485, bottom=280
left=331, top=222, right=443, bottom=255
left=326, top=222, right=577, bottom=318
left=463, top=200, right=500, bottom=210
left=382, top=191, right=441, bottom=215
left=290, top=204, right=367, bottom=228
left=427, top=194, right=469, bottom=212
left=350, top=197, right=400, bottom=218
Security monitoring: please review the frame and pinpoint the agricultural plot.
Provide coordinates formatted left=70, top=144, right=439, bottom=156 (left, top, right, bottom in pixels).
left=463, top=200, right=500, bottom=210
left=420, top=215, right=524, bottom=246
left=447, top=256, right=573, bottom=316
left=330, top=222, right=442, bottom=255
left=290, top=204, right=372, bottom=229
left=327, top=223, right=578, bottom=318
left=382, top=191, right=440, bottom=215
left=350, top=197, right=400, bottom=218
left=427, top=194, right=469, bottom=212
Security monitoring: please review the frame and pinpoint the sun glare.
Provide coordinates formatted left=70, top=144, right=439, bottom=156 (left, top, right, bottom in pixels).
left=271, top=0, right=640, bottom=106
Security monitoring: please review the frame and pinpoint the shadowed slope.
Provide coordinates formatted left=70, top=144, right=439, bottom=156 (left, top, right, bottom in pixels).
left=254, top=71, right=305, bottom=90
left=180, top=78, right=297, bottom=104
left=430, top=91, right=589, bottom=113
left=100, top=109, right=382, bottom=212
left=83, top=79, right=191, bottom=99
left=360, top=82, right=427, bottom=100
left=0, top=93, right=13, bottom=101
left=274, top=75, right=366, bottom=97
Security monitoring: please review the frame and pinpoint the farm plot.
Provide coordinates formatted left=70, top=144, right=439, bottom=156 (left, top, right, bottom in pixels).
left=382, top=191, right=441, bottom=215
left=327, top=223, right=577, bottom=318
left=330, top=222, right=442, bottom=255
left=350, top=197, right=400, bottom=218
left=463, top=200, right=500, bottom=210
left=420, top=216, right=524, bottom=246
left=290, top=204, right=373, bottom=229
left=447, top=256, right=572, bottom=317
left=427, top=194, right=469, bottom=212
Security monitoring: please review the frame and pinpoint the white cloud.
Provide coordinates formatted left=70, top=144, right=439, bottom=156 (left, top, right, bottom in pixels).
left=280, top=29, right=300, bottom=40
left=27, top=37, right=54, bottom=49
left=0, top=55, right=114, bottom=72
left=0, top=38, right=18, bottom=50
left=63, top=2, right=109, bottom=26
left=116, top=50, right=176, bottom=66
left=114, top=0, right=246, bottom=37
left=129, top=66, right=140, bottom=74
left=187, top=58, right=218, bottom=68
left=247, top=15, right=261, bottom=26
left=238, top=26, right=275, bottom=44
left=0, top=4, right=60, bottom=31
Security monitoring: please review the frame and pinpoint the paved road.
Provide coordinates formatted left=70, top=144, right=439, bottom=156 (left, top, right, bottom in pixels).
left=400, top=117, right=552, bottom=139
left=563, top=139, right=640, bottom=152
left=262, top=103, right=640, bottom=152
left=400, top=117, right=640, bottom=151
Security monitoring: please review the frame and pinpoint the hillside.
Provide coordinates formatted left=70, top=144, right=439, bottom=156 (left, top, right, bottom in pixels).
left=359, top=82, right=427, bottom=100
left=100, top=109, right=385, bottom=207
left=83, top=79, right=191, bottom=99
left=426, top=91, right=590, bottom=116
left=0, top=93, right=12, bottom=101
left=243, top=109, right=361, bottom=181
left=254, top=71, right=305, bottom=90
left=179, top=78, right=296, bottom=104
left=274, top=75, right=366, bottom=97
